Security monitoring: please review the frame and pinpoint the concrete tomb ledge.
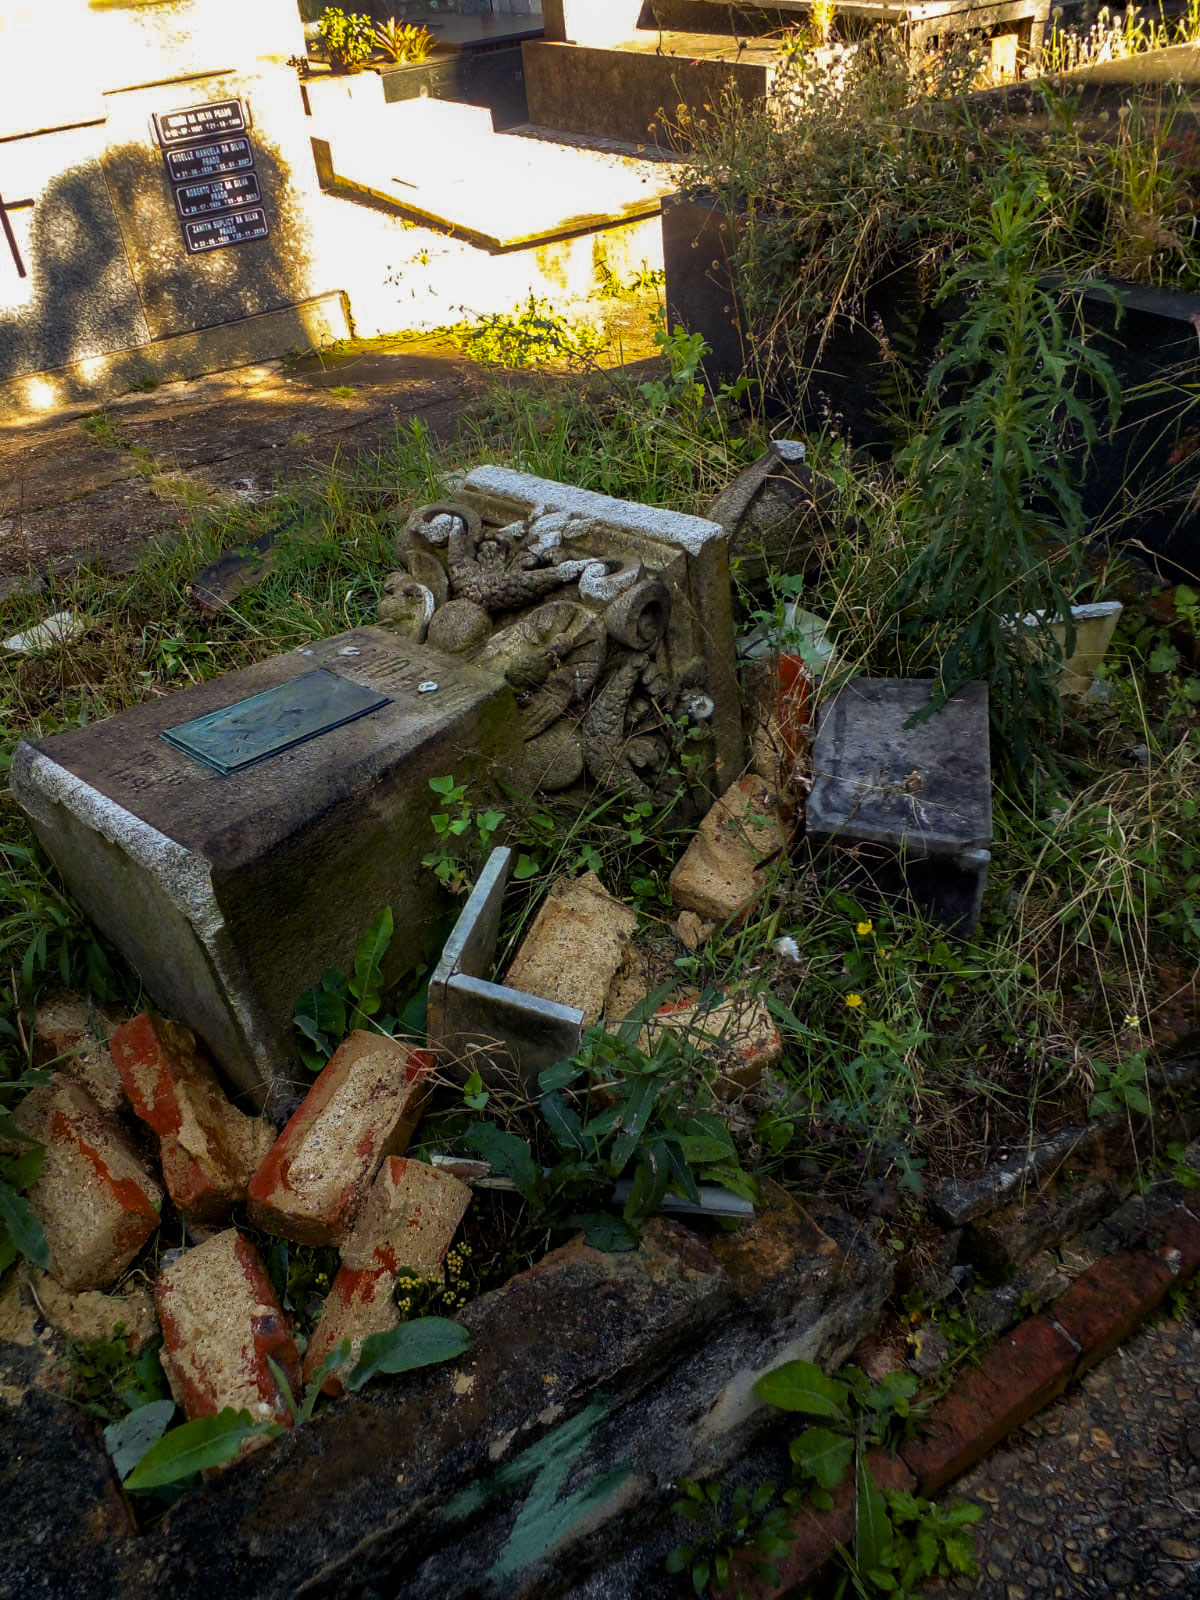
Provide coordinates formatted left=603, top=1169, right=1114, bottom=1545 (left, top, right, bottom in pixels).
left=0, top=292, right=351, bottom=428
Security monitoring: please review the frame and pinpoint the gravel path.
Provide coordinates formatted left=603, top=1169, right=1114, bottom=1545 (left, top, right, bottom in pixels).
left=923, top=1305, right=1200, bottom=1599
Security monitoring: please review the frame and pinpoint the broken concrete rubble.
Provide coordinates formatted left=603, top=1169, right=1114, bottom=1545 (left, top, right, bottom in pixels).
left=156, top=1229, right=300, bottom=1431
left=504, top=870, right=638, bottom=1025
left=247, top=1031, right=433, bottom=1246
left=303, top=1158, right=471, bottom=1390
left=11, top=1077, right=163, bottom=1292
left=668, top=774, right=788, bottom=924
left=32, top=990, right=128, bottom=1116
left=110, top=1014, right=274, bottom=1224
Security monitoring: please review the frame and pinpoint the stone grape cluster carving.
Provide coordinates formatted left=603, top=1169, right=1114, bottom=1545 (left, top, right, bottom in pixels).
left=378, top=500, right=714, bottom=796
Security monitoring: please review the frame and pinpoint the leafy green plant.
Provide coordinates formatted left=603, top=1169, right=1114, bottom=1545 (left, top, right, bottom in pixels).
left=119, top=1319, right=471, bottom=1490
left=293, top=905, right=396, bottom=1070
left=1088, top=1047, right=1152, bottom=1119
left=453, top=296, right=605, bottom=371
left=318, top=7, right=374, bottom=71
left=67, top=1328, right=170, bottom=1423
left=0, top=1067, right=50, bottom=1273
left=461, top=1015, right=754, bottom=1250
left=753, top=1357, right=979, bottom=1597
left=667, top=1478, right=793, bottom=1598
left=373, top=17, right=434, bottom=63
left=896, top=170, right=1120, bottom=769
left=421, top=774, right=506, bottom=895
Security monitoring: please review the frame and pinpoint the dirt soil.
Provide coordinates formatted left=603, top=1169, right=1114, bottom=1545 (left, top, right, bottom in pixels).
left=0, top=337, right=484, bottom=597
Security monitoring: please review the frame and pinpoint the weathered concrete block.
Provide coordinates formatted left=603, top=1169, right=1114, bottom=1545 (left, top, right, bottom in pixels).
left=110, top=1014, right=274, bottom=1224
left=156, top=1229, right=300, bottom=1429
left=12, top=1079, right=163, bottom=1292
left=31, top=991, right=128, bottom=1116
left=247, top=1033, right=434, bottom=1246
left=807, top=677, right=993, bottom=932
left=505, top=871, right=638, bottom=1025
left=668, top=775, right=787, bottom=923
left=11, top=628, right=519, bottom=1108
left=303, top=1158, right=471, bottom=1390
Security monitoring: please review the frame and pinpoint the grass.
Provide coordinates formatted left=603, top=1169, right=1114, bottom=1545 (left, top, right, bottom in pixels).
left=2, top=279, right=1198, bottom=1324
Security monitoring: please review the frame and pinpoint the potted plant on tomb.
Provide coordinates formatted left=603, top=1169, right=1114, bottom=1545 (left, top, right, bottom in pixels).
left=372, top=17, right=436, bottom=66
left=317, top=7, right=375, bottom=72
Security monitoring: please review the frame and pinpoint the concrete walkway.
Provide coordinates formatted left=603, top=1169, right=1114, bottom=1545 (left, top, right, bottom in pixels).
left=924, top=1303, right=1200, bottom=1599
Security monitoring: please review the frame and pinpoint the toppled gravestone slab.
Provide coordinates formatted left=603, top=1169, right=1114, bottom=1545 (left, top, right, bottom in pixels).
left=669, top=774, right=788, bottom=924
left=808, top=677, right=993, bottom=933
left=11, top=628, right=519, bottom=1107
left=126, top=1219, right=728, bottom=1600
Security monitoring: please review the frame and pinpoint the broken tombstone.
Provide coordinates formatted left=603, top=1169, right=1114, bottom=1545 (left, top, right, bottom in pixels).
left=807, top=677, right=993, bottom=933
left=383, top=465, right=744, bottom=803
left=504, top=870, right=638, bottom=1026
left=706, top=439, right=842, bottom=591
left=11, top=627, right=520, bottom=1108
left=668, top=775, right=789, bottom=925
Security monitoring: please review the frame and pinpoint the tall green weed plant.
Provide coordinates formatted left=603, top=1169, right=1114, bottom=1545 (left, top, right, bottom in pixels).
left=896, top=171, right=1120, bottom=769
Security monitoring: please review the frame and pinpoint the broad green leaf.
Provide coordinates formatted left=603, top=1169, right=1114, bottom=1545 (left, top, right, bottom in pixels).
left=462, top=1123, right=541, bottom=1201
left=754, top=1360, right=849, bottom=1421
left=540, top=1090, right=584, bottom=1155
left=103, top=1399, right=176, bottom=1482
left=513, top=853, right=540, bottom=880
left=677, top=1134, right=735, bottom=1165
left=854, top=1455, right=890, bottom=1575
left=790, top=1426, right=854, bottom=1490
left=0, top=1180, right=50, bottom=1270
left=609, top=1074, right=659, bottom=1172
left=0, top=1142, right=45, bottom=1192
left=622, top=1145, right=669, bottom=1229
left=347, top=1316, right=471, bottom=1390
left=124, top=1408, right=277, bottom=1489
left=351, top=907, right=394, bottom=1001
left=537, top=1060, right=577, bottom=1093
left=572, top=1212, right=638, bottom=1252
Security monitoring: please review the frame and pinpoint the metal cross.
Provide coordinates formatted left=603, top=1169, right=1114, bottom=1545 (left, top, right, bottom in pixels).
left=0, top=190, right=35, bottom=279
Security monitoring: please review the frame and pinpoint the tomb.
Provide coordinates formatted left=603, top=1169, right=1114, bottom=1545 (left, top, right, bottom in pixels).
left=523, top=0, right=1050, bottom=146
left=11, top=629, right=520, bottom=1108
left=0, top=0, right=348, bottom=418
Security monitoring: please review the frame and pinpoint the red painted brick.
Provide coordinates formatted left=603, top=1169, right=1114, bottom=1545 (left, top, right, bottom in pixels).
left=11, top=1078, right=163, bottom=1292
left=1050, top=1251, right=1173, bottom=1374
left=247, top=1031, right=434, bottom=1245
left=109, top=1014, right=273, bottom=1223
left=724, top=1449, right=914, bottom=1600
left=901, top=1316, right=1076, bottom=1495
left=156, top=1229, right=300, bottom=1432
left=31, top=991, right=127, bottom=1115
left=303, top=1159, right=471, bottom=1392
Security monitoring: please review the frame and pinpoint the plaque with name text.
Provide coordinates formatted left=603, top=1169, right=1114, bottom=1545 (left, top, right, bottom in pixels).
left=183, top=206, right=269, bottom=254
left=154, top=99, right=247, bottom=149
left=161, top=669, right=391, bottom=775
left=165, top=137, right=255, bottom=184
left=174, top=173, right=261, bottom=220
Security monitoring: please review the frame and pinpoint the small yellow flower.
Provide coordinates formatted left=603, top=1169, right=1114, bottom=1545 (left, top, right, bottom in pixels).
left=845, top=993, right=864, bottom=1009
left=856, top=919, right=874, bottom=936
left=1124, top=1012, right=1140, bottom=1029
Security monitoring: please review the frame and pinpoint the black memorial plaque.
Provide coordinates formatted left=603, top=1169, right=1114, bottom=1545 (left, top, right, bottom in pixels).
left=174, top=173, right=261, bottom=220
left=183, top=206, right=269, bottom=255
left=154, top=99, right=247, bottom=148
left=165, top=137, right=255, bottom=183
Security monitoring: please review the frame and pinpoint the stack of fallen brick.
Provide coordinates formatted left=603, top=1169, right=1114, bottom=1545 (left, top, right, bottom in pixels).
left=11, top=1006, right=471, bottom=1446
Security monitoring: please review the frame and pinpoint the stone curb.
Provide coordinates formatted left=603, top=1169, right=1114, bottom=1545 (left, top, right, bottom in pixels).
left=729, top=1201, right=1200, bottom=1600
